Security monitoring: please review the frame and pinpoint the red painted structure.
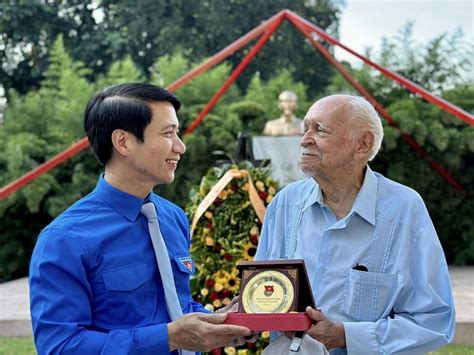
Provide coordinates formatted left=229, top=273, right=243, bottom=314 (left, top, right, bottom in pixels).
left=1, top=9, right=472, bottom=200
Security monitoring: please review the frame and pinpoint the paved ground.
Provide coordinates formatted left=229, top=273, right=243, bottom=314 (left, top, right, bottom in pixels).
left=1, top=267, right=473, bottom=345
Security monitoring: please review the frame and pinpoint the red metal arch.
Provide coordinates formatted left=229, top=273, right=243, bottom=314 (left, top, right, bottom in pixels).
left=1, top=9, right=472, bottom=200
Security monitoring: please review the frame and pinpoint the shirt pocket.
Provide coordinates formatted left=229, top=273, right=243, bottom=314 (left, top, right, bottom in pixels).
left=340, top=269, right=396, bottom=322
left=171, top=253, right=194, bottom=308
left=102, top=261, right=156, bottom=325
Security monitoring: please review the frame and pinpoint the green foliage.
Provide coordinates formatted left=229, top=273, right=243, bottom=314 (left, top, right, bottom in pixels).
left=1, top=0, right=341, bottom=98
left=0, top=44, right=313, bottom=281
left=1, top=22, right=473, bottom=284
left=186, top=162, right=278, bottom=353
left=154, top=52, right=306, bottom=206
left=245, top=69, right=311, bottom=119
left=96, top=56, right=145, bottom=88
left=326, top=25, right=474, bottom=264
left=0, top=37, right=99, bottom=281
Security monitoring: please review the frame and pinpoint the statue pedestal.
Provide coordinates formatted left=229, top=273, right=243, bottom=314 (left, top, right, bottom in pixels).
left=251, top=136, right=306, bottom=186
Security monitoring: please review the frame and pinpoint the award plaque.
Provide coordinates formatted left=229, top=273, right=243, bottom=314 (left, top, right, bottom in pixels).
left=225, top=259, right=315, bottom=331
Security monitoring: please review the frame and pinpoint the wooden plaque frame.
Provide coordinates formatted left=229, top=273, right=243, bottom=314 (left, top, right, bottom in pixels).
left=225, top=259, right=315, bottom=331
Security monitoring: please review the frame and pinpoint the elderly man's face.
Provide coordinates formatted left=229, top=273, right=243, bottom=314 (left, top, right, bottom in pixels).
left=300, top=96, right=357, bottom=177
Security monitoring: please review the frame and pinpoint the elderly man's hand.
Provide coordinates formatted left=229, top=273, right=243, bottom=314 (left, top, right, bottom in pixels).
left=168, top=312, right=251, bottom=352
left=305, top=306, right=346, bottom=349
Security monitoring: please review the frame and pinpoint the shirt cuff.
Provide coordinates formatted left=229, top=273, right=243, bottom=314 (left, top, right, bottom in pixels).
left=134, top=323, right=170, bottom=353
left=343, top=321, right=379, bottom=355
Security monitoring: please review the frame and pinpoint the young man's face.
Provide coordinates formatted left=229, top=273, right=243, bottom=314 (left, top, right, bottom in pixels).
left=128, top=101, right=186, bottom=186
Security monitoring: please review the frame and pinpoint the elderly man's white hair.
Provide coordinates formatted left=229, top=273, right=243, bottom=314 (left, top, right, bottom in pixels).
left=347, top=96, right=384, bottom=161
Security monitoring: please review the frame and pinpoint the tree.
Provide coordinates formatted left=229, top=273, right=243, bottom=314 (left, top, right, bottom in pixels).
left=1, top=0, right=342, bottom=98
left=326, top=26, right=474, bottom=264
left=0, top=37, right=149, bottom=281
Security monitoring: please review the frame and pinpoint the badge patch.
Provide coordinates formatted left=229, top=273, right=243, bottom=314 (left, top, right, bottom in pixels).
left=178, top=256, right=193, bottom=272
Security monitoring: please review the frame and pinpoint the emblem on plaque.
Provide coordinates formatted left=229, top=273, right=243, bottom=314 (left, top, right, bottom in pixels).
left=264, top=285, right=274, bottom=297
left=225, top=260, right=315, bottom=331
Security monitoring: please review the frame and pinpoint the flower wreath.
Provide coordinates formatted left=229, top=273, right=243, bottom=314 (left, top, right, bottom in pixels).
left=186, top=161, right=279, bottom=354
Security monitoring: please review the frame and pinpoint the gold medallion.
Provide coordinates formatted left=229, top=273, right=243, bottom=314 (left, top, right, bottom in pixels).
left=241, top=270, right=294, bottom=313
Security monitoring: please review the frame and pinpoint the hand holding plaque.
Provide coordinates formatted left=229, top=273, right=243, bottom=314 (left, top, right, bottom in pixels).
left=225, top=259, right=315, bottom=331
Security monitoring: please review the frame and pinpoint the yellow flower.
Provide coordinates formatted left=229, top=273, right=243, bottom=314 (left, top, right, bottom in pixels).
left=225, top=274, right=240, bottom=293
left=200, top=288, right=209, bottom=296
left=205, top=211, right=213, bottom=219
left=266, top=195, right=273, bottom=204
left=214, top=282, right=224, bottom=292
left=242, top=241, right=257, bottom=261
left=255, top=181, right=265, bottom=192
left=261, top=331, right=270, bottom=339
left=205, top=236, right=214, bottom=246
left=213, top=299, right=222, bottom=308
left=224, top=347, right=236, bottom=355
left=219, top=190, right=228, bottom=199
left=204, top=303, right=215, bottom=312
left=237, top=350, right=249, bottom=355
left=268, top=186, right=276, bottom=196
left=222, top=297, right=231, bottom=306
left=214, top=270, right=230, bottom=285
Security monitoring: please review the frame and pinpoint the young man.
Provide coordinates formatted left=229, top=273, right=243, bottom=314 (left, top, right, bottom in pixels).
left=256, top=94, right=455, bottom=354
left=29, top=83, right=250, bottom=354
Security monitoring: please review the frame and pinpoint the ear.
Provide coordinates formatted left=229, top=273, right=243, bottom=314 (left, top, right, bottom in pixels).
left=355, top=131, right=374, bottom=157
left=111, top=129, right=135, bottom=158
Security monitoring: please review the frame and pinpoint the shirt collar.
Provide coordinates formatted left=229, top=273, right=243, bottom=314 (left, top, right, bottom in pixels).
left=94, top=173, right=149, bottom=222
left=301, top=179, right=321, bottom=212
left=304, top=166, right=377, bottom=226
left=351, top=166, right=377, bottom=226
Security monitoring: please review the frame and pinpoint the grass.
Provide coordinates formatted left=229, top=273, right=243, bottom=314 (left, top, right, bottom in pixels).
left=0, top=337, right=472, bottom=354
left=0, top=337, right=36, bottom=355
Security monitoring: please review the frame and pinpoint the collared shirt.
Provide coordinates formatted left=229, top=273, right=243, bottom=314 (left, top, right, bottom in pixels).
left=255, top=167, right=455, bottom=354
left=29, top=175, right=206, bottom=354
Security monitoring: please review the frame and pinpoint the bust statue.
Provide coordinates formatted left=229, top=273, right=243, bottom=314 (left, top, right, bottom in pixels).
left=263, top=90, right=303, bottom=136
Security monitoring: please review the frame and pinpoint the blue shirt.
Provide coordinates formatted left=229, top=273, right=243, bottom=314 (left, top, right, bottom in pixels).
left=255, top=167, right=455, bottom=354
left=29, top=175, right=206, bottom=354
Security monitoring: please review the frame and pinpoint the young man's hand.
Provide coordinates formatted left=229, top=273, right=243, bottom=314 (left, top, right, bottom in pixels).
left=168, top=312, right=251, bottom=352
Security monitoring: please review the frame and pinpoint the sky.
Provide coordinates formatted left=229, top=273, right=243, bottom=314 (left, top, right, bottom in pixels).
left=334, top=0, right=473, bottom=65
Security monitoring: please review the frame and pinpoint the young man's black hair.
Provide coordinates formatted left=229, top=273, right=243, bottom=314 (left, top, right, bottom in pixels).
left=84, top=83, right=181, bottom=165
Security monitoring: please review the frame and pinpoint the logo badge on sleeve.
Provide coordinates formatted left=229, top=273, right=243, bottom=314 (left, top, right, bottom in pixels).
left=178, top=256, right=194, bottom=272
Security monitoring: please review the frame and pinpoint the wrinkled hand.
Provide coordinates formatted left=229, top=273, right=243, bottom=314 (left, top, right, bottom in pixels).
left=305, top=306, right=345, bottom=349
left=168, top=312, right=251, bottom=352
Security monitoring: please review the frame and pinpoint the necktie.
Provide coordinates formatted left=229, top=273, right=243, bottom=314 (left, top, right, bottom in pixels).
left=141, top=202, right=194, bottom=355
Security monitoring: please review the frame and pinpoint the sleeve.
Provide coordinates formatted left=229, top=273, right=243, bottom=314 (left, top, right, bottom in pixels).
left=342, top=201, right=455, bottom=354
left=254, top=201, right=275, bottom=261
left=29, top=228, right=171, bottom=355
left=190, top=299, right=211, bottom=314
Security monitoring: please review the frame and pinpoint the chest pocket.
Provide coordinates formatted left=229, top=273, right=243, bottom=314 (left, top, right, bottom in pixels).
left=102, top=261, right=156, bottom=325
left=340, top=269, right=396, bottom=322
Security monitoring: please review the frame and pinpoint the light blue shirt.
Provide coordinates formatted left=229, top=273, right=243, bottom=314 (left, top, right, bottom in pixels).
left=255, top=167, right=455, bottom=354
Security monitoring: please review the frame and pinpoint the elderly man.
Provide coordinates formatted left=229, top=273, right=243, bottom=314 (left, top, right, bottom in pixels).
left=255, top=94, right=455, bottom=354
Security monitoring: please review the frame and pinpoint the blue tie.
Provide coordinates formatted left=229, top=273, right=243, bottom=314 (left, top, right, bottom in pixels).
left=141, top=202, right=194, bottom=355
